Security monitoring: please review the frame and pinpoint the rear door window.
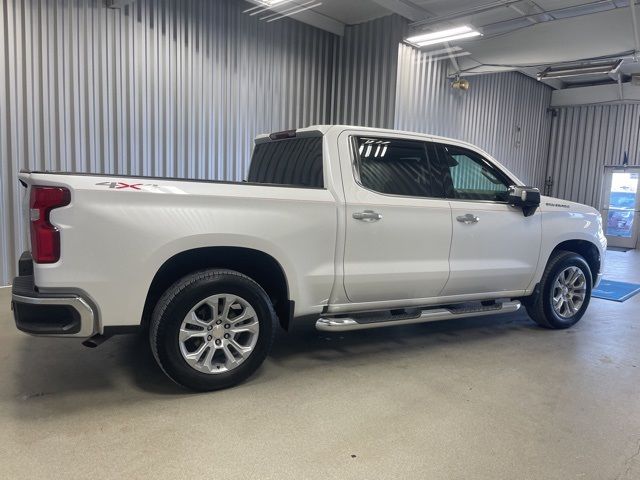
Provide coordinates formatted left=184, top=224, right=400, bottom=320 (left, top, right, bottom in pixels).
left=248, top=137, right=324, bottom=188
left=353, top=137, right=446, bottom=198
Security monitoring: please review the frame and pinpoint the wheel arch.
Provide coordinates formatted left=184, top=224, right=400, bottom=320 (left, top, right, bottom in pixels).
left=142, top=247, right=292, bottom=330
left=549, top=239, right=601, bottom=280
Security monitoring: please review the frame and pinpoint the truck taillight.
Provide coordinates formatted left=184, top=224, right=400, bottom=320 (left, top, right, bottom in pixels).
left=29, top=186, right=71, bottom=264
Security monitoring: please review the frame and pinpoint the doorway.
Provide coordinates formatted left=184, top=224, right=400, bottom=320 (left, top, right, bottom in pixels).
left=601, top=168, right=640, bottom=249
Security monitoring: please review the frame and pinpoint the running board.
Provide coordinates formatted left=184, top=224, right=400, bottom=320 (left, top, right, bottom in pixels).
left=316, top=300, right=521, bottom=332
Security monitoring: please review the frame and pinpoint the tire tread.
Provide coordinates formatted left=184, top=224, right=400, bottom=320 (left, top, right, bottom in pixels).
left=525, top=250, right=591, bottom=329
left=149, top=269, right=276, bottom=390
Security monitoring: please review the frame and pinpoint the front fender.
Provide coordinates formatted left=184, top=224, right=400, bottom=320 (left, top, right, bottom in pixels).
left=527, top=204, right=606, bottom=292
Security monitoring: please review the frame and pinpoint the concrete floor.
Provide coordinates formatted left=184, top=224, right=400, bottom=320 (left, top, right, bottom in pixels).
left=2, top=251, right=640, bottom=479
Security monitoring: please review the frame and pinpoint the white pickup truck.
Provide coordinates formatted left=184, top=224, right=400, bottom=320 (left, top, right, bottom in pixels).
left=12, top=125, right=606, bottom=391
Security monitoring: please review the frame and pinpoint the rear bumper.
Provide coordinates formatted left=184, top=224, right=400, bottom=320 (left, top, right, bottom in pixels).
left=11, top=253, right=97, bottom=337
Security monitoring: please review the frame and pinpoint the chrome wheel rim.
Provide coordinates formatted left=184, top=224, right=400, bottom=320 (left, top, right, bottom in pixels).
left=551, top=266, right=587, bottom=319
left=178, top=294, right=259, bottom=374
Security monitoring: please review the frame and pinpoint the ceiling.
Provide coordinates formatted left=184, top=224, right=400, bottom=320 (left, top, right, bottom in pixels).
left=246, top=0, right=640, bottom=90
left=309, top=0, right=389, bottom=24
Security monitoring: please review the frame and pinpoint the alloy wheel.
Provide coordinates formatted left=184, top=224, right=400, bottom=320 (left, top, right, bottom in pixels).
left=551, top=266, right=587, bottom=319
left=178, top=294, right=259, bottom=374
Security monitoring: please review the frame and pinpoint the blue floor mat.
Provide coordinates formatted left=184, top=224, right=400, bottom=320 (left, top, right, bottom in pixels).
left=592, top=279, right=640, bottom=302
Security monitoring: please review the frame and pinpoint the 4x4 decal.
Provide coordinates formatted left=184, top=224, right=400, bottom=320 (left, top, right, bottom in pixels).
left=95, top=181, right=187, bottom=195
left=96, top=182, right=158, bottom=190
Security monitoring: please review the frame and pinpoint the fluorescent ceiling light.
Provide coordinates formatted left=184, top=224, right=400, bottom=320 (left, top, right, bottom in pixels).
left=257, top=0, right=288, bottom=5
left=244, top=0, right=290, bottom=14
left=406, top=26, right=482, bottom=47
left=537, top=59, right=623, bottom=80
left=407, top=26, right=473, bottom=43
left=415, top=31, right=482, bottom=47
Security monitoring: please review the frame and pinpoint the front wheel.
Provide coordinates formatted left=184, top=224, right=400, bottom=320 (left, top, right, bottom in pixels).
left=525, top=251, right=592, bottom=329
left=150, top=269, right=276, bottom=391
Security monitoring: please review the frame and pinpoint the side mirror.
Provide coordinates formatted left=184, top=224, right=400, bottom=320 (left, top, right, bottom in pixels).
left=508, top=186, right=540, bottom=217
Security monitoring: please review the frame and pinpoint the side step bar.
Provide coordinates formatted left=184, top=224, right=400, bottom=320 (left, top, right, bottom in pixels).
left=316, top=300, right=521, bottom=332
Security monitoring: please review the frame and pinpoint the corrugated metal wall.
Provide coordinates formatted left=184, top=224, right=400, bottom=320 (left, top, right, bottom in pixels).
left=331, top=14, right=405, bottom=128
left=394, top=44, right=553, bottom=188
left=0, top=0, right=336, bottom=285
left=546, top=104, right=640, bottom=208
left=0, top=2, right=558, bottom=286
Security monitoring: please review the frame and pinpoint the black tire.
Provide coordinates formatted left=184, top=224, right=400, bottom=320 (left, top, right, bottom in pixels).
left=525, top=251, right=592, bottom=329
left=150, top=269, right=276, bottom=391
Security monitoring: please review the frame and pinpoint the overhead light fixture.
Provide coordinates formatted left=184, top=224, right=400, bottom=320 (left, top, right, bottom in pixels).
left=537, top=59, right=623, bottom=80
left=451, top=78, right=470, bottom=91
left=243, top=0, right=290, bottom=14
left=257, top=0, right=288, bottom=5
left=406, top=26, right=482, bottom=47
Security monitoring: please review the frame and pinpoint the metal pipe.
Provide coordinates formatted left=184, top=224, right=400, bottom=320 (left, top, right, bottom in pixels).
left=316, top=301, right=522, bottom=332
left=410, top=0, right=524, bottom=28
left=413, top=0, right=614, bottom=30
left=473, top=0, right=618, bottom=38
left=618, top=73, right=624, bottom=100
left=631, top=0, right=640, bottom=60
left=446, top=43, right=462, bottom=75
left=82, top=334, right=111, bottom=348
left=410, top=0, right=627, bottom=42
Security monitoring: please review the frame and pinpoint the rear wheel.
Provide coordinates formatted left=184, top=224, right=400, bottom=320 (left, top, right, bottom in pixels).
left=525, top=251, right=592, bottom=329
left=150, top=269, right=276, bottom=391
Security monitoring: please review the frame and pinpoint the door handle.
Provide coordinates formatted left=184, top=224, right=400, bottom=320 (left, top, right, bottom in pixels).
left=456, top=213, right=479, bottom=224
left=353, top=210, right=382, bottom=222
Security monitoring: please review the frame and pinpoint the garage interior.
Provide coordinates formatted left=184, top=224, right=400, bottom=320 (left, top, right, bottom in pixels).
left=1, top=0, right=640, bottom=478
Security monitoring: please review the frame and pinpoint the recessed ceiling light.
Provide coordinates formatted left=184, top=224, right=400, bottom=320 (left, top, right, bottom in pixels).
left=406, top=26, right=482, bottom=47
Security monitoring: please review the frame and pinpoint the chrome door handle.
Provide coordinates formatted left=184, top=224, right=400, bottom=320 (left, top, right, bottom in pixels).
left=353, top=210, right=382, bottom=222
left=456, top=213, right=479, bottom=224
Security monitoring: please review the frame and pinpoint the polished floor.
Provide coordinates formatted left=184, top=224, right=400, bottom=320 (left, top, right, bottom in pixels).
left=2, top=251, right=640, bottom=479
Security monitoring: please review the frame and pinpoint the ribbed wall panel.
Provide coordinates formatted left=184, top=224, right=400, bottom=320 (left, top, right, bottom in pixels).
left=0, top=3, right=568, bottom=287
left=394, top=44, right=553, bottom=188
left=331, top=15, right=405, bottom=128
left=0, top=0, right=336, bottom=285
left=546, top=104, right=640, bottom=208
